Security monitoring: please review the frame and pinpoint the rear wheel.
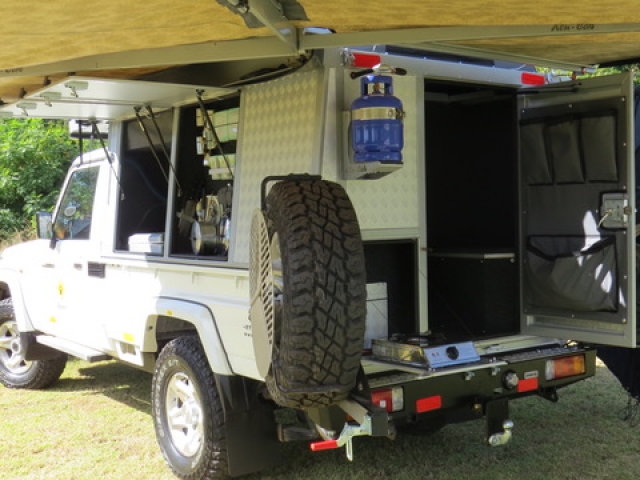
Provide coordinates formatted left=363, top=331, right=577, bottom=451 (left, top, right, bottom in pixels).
left=0, top=298, right=67, bottom=389
left=254, top=179, right=367, bottom=409
left=152, top=336, right=229, bottom=479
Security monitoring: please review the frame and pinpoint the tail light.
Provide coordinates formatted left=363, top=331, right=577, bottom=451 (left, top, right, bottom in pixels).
left=545, top=354, right=586, bottom=380
left=371, top=387, right=404, bottom=413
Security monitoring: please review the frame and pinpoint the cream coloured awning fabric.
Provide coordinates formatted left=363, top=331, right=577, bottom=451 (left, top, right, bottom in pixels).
left=1, top=1, right=640, bottom=102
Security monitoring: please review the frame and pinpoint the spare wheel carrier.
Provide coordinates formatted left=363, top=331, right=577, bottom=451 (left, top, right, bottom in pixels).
left=250, top=177, right=367, bottom=409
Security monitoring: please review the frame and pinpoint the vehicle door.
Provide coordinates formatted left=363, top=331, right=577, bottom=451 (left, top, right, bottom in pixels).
left=519, top=73, right=636, bottom=347
left=48, top=163, right=107, bottom=347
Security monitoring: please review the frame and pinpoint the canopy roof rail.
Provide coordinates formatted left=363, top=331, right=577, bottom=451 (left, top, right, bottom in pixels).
left=392, top=42, right=599, bottom=73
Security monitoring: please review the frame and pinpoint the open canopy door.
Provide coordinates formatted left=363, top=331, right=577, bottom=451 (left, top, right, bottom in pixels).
left=519, top=73, right=636, bottom=347
left=0, top=76, right=233, bottom=120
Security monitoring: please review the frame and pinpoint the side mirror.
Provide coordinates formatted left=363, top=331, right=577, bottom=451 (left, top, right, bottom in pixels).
left=63, top=205, right=77, bottom=217
left=35, top=212, right=53, bottom=240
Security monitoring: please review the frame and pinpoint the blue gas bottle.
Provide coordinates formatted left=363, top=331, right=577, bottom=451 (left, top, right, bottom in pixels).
left=351, top=74, right=404, bottom=163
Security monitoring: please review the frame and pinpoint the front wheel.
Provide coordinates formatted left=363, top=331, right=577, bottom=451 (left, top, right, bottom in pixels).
left=0, top=298, right=67, bottom=389
left=152, top=336, right=229, bottom=479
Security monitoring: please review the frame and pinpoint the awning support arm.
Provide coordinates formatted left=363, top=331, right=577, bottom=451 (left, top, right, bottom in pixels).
left=247, top=0, right=299, bottom=53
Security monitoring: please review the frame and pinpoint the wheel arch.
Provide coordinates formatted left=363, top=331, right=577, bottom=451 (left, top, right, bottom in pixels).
left=150, top=297, right=233, bottom=376
left=0, top=270, right=34, bottom=332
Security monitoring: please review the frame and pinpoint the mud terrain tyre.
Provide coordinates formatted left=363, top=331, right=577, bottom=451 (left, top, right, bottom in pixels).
left=264, top=179, right=367, bottom=409
left=152, top=336, right=229, bottom=479
left=0, top=297, right=14, bottom=321
left=0, top=298, right=67, bottom=389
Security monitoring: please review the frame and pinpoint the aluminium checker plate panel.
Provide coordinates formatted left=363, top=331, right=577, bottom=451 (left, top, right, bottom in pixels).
left=230, top=68, right=326, bottom=264
left=340, top=71, right=422, bottom=233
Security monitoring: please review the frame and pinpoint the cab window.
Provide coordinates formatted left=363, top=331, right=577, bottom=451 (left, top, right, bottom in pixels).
left=53, top=167, right=99, bottom=240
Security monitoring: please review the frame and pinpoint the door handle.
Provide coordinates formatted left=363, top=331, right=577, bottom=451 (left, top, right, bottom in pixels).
left=42, top=263, right=55, bottom=268
left=73, top=263, right=83, bottom=270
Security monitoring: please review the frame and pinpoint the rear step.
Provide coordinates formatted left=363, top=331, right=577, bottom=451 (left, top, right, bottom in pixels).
left=35, top=335, right=110, bottom=362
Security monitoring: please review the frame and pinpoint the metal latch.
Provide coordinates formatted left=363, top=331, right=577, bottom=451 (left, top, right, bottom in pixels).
left=599, top=193, right=629, bottom=229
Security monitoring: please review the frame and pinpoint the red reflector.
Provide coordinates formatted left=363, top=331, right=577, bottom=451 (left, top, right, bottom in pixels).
left=517, top=377, right=539, bottom=393
left=310, top=440, right=339, bottom=452
left=351, top=53, right=381, bottom=69
left=416, top=395, right=442, bottom=413
left=521, top=72, right=546, bottom=85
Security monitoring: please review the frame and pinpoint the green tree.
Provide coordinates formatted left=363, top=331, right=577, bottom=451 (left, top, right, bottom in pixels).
left=0, top=119, right=78, bottom=239
left=579, top=64, right=640, bottom=83
left=539, top=64, right=640, bottom=84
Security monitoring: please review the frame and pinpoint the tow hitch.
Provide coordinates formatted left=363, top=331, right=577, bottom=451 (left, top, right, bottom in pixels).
left=486, top=398, right=514, bottom=447
left=309, top=397, right=394, bottom=461
left=488, top=420, right=514, bottom=446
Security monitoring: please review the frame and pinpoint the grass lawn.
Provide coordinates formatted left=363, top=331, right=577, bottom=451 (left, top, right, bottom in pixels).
left=1, top=359, right=640, bottom=480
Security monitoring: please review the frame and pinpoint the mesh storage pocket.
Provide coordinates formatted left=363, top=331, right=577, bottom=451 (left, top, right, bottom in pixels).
left=525, top=235, right=617, bottom=312
left=581, top=114, right=618, bottom=182
left=521, top=122, right=552, bottom=185
left=546, top=120, right=584, bottom=183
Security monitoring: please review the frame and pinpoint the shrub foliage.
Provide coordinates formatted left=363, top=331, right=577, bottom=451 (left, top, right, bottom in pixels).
left=0, top=119, right=78, bottom=239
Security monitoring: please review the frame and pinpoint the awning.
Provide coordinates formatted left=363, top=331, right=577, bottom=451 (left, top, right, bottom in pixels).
left=1, top=1, right=639, bottom=104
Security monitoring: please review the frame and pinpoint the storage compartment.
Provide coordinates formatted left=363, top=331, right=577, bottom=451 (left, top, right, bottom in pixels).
left=364, top=240, right=418, bottom=337
left=171, top=96, right=240, bottom=259
left=364, top=282, right=388, bottom=349
left=113, top=96, right=240, bottom=259
left=115, top=109, right=173, bottom=251
left=424, top=81, right=519, bottom=341
left=428, top=251, right=518, bottom=340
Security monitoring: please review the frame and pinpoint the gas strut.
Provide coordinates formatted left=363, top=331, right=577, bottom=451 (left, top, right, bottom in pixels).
left=195, top=89, right=234, bottom=180
left=91, top=119, right=125, bottom=200
left=134, top=106, right=171, bottom=189
left=145, top=105, right=183, bottom=197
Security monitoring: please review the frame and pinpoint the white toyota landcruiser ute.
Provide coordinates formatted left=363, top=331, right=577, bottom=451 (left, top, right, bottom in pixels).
left=1, top=46, right=639, bottom=478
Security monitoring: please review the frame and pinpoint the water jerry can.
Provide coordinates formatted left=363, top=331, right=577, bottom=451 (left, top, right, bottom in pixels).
left=351, top=74, right=404, bottom=163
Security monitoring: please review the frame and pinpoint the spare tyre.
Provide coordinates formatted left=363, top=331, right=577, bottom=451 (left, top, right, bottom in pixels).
left=259, top=178, right=367, bottom=409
